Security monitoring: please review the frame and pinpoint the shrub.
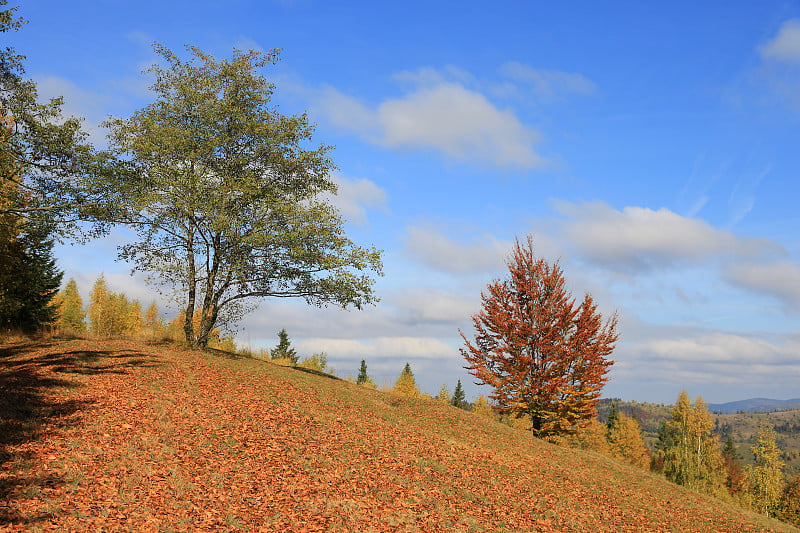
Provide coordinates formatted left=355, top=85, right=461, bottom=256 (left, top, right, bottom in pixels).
left=299, top=352, right=330, bottom=373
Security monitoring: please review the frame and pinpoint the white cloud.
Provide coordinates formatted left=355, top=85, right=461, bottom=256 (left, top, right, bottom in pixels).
left=727, top=165, right=770, bottom=228
left=403, top=226, right=510, bottom=274
left=315, top=85, right=379, bottom=134
left=239, top=290, right=470, bottom=343
left=641, top=333, right=797, bottom=365
left=388, top=288, right=480, bottom=324
left=124, top=31, right=154, bottom=49
left=555, top=201, right=783, bottom=272
left=726, top=260, right=800, bottom=311
left=609, top=331, right=800, bottom=400
left=34, top=76, right=112, bottom=146
left=325, top=173, right=388, bottom=225
left=499, top=61, right=596, bottom=101
left=233, top=36, right=266, bottom=53
left=760, top=19, right=800, bottom=65
left=295, top=336, right=459, bottom=361
left=377, top=83, right=543, bottom=168
left=312, top=79, right=545, bottom=170
left=391, top=65, right=475, bottom=87
left=755, top=19, right=800, bottom=110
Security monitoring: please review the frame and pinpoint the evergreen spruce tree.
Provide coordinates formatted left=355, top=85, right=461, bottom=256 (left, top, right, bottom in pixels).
left=0, top=220, right=63, bottom=332
left=56, top=278, right=85, bottom=333
left=0, top=3, right=104, bottom=333
left=356, top=359, right=369, bottom=385
left=451, top=379, right=467, bottom=410
left=271, top=328, right=298, bottom=363
left=606, top=401, right=620, bottom=436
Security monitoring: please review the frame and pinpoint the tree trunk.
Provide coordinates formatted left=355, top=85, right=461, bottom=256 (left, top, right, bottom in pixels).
left=183, top=225, right=196, bottom=345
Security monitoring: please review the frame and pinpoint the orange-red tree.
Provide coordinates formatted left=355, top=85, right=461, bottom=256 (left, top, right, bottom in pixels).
left=460, top=236, right=617, bottom=438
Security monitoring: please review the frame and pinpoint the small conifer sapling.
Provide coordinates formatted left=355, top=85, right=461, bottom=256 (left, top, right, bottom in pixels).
left=271, top=328, right=298, bottom=363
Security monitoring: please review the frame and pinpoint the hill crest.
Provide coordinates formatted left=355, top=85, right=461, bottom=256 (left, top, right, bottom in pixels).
left=708, top=398, right=800, bottom=414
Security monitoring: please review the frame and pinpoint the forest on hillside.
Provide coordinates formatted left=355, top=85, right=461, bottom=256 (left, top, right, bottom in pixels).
left=598, top=399, right=800, bottom=477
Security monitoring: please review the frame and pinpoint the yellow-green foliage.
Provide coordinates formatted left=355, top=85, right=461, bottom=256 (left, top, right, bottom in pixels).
left=236, top=345, right=271, bottom=360
left=436, top=384, right=450, bottom=404
left=570, top=418, right=610, bottom=455
left=568, top=414, right=649, bottom=469
left=142, top=301, right=166, bottom=340
left=123, top=299, right=143, bottom=336
left=657, top=391, right=726, bottom=497
left=601, top=400, right=800, bottom=478
left=359, top=375, right=377, bottom=389
left=608, top=412, right=650, bottom=468
left=745, top=424, right=785, bottom=516
left=88, top=275, right=112, bottom=336
left=472, top=396, right=495, bottom=419
left=87, top=275, right=145, bottom=337
left=213, top=334, right=237, bottom=353
left=166, top=310, right=222, bottom=345
left=299, top=352, right=330, bottom=373
left=394, top=363, right=420, bottom=398
left=55, top=278, right=86, bottom=333
left=506, top=413, right=532, bottom=432
left=715, top=410, right=800, bottom=479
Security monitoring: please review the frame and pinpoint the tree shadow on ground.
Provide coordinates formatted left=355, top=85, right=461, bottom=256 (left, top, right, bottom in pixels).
left=0, top=340, right=161, bottom=526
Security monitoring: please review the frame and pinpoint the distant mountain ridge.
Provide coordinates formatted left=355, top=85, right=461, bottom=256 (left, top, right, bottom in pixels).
left=707, top=398, right=800, bottom=414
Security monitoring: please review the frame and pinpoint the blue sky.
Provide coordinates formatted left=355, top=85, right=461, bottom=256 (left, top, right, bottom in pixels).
left=12, top=1, right=800, bottom=403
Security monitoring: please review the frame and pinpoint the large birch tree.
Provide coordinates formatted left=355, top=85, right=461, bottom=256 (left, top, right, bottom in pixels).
left=104, top=45, right=382, bottom=347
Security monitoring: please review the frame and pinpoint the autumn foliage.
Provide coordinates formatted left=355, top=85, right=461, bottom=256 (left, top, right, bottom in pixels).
left=461, top=236, right=617, bottom=438
left=1, top=338, right=792, bottom=532
left=394, top=362, right=420, bottom=398
left=655, top=392, right=726, bottom=497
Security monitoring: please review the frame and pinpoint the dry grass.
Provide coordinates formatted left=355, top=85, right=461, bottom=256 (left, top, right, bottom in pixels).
left=0, top=330, right=30, bottom=345
left=0, top=338, right=797, bottom=532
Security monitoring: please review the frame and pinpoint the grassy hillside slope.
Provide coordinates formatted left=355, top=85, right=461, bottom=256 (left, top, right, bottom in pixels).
left=1, top=339, right=796, bottom=532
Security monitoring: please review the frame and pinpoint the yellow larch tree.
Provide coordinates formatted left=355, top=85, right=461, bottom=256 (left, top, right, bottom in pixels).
left=394, top=363, right=420, bottom=398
